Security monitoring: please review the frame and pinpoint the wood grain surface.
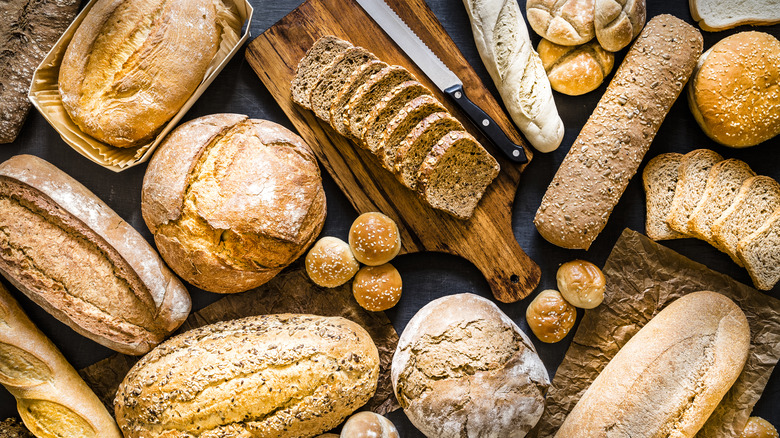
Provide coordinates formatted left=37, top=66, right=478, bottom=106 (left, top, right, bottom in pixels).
left=245, top=0, right=540, bottom=302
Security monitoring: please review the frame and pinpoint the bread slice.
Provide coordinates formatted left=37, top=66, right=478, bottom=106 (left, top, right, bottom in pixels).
left=666, top=149, right=723, bottom=235
left=690, top=0, right=780, bottom=31
left=291, top=36, right=352, bottom=109
left=344, top=66, right=416, bottom=139
left=329, top=60, right=387, bottom=137
left=688, top=159, right=755, bottom=246
left=362, top=80, right=432, bottom=154
left=309, top=47, right=378, bottom=123
left=642, top=153, right=686, bottom=241
left=417, top=131, right=500, bottom=220
left=394, top=112, right=464, bottom=190
left=376, top=95, right=448, bottom=169
left=712, top=176, right=780, bottom=265
left=738, top=209, right=780, bottom=290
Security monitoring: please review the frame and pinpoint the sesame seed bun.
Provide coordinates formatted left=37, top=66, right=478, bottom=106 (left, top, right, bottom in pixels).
left=305, top=237, right=360, bottom=288
left=352, top=264, right=402, bottom=312
left=348, top=212, right=401, bottom=266
left=688, top=31, right=780, bottom=148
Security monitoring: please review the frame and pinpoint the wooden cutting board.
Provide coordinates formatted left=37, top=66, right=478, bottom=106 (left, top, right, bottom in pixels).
left=245, top=0, right=540, bottom=302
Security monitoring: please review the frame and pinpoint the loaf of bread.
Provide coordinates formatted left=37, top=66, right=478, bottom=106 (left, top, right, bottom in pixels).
left=58, top=0, right=234, bottom=148
left=0, top=283, right=122, bottom=438
left=115, top=314, right=380, bottom=438
left=0, top=154, right=191, bottom=355
left=534, top=15, right=702, bottom=249
left=142, top=114, right=326, bottom=293
left=0, top=0, right=79, bottom=143
left=392, top=293, right=549, bottom=438
left=464, top=0, right=564, bottom=152
left=555, top=291, right=750, bottom=438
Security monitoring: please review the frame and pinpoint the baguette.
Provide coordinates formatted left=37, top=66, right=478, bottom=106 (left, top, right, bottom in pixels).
left=0, top=283, right=122, bottom=438
left=534, top=15, right=702, bottom=249
left=0, top=155, right=191, bottom=355
left=556, top=291, right=750, bottom=438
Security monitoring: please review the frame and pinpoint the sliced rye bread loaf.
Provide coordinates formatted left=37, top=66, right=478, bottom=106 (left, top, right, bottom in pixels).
left=666, top=149, right=723, bottom=235
left=329, top=60, right=388, bottom=137
left=416, top=131, right=500, bottom=220
left=362, top=81, right=432, bottom=154
left=712, top=175, right=780, bottom=266
left=376, top=95, right=448, bottom=169
left=291, top=36, right=352, bottom=109
left=309, top=47, right=378, bottom=123
left=642, top=153, right=686, bottom=241
left=344, top=66, right=417, bottom=139
left=738, top=209, right=780, bottom=290
left=394, top=112, right=464, bottom=190
left=688, top=159, right=756, bottom=246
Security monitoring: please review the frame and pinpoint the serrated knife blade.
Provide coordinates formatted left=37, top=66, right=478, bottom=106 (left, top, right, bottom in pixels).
left=354, top=0, right=528, bottom=163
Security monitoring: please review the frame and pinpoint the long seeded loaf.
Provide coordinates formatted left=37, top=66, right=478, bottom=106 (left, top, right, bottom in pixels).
left=376, top=95, right=448, bottom=169
left=345, top=66, right=417, bottom=140
left=362, top=81, right=432, bottom=154
left=417, top=131, right=500, bottom=220
left=534, top=15, right=703, bottom=249
left=666, top=149, right=723, bottom=235
left=394, top=112, right=464, bottom=189
left=330, top=60, right=388, bottom=137
left=688, top=159, right=755, bottom=246
left=712, top=175, right=780, bottom=265
left=738, top=210, right=780, bottom=290
left=291, top=36, right=352, bottom=109
left=642, top=153, right=686, bottom=241
left=310, top=47, right=378, bottom=123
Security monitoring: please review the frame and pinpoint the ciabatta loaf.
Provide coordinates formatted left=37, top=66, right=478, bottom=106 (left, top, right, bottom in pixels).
left=556, top=291, right=750, bottom=438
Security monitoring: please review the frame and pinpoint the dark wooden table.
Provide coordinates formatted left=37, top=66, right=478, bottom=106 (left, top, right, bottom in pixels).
left=1, top=0, right=778, bottom=435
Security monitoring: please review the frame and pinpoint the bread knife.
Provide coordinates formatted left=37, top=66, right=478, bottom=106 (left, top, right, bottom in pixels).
left=354, top=0, right=528, bottom=163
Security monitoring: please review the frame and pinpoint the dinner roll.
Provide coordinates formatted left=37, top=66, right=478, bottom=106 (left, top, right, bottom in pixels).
left=352, top=264, right=402, bottom=311
left=306, top=237, right=360, bottom=287
left=340, top=412, right=399, bottom=438
left=688, top=31, right=780, bottom=148
left=349, top=212, right=401, bottom=266
left=392, top=293, right=550, bottom=438
left=538, top=39, right=614, bottom=96
left=741, top=417, right=779, bottom=438
left=556, top=260, right=606, bottom=309
left=526, top=289, right=577, bottom=343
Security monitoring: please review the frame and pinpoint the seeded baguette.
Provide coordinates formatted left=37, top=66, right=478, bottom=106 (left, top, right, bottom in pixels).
left=666, top=149, right=723, bottom=235
left=642, top=153, right=685, bottom=241
left=534, top=15, right=703, bottom=249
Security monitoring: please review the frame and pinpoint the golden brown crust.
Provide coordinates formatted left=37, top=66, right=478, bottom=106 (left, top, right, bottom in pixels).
left=526, top=0, right=595, bottom=46
left=305, top=237, right=360, bottom=288
left=352, top=264, right=403, bottom=312
left=349, top=212, right=401, bottom=266
left=689, top=32, right=780, bottom=148
left=525, top=290, right=577, bottom=343
left=538, top=39, right=614, bottom=96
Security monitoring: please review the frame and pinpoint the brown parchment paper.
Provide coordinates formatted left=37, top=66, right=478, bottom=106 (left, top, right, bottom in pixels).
left=79, top=260, right=400, bottom=415
left=530, top=229, right=780, bottom=438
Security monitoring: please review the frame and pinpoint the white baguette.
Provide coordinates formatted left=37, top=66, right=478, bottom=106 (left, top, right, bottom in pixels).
left=463, top=0, right=564, bottom=152
left=0, top=283, right=122, bottom=438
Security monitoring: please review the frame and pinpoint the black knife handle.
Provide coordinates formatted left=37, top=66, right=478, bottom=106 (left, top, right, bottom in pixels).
left=444, top=84, right=528, bottom=164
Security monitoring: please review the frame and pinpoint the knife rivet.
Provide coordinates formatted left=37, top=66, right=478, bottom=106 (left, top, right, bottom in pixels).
left=482, top=119, right=489, bottom=127
left=454, top=91, right=462, bottom=99
left=513, top=150, right=520, bottom=157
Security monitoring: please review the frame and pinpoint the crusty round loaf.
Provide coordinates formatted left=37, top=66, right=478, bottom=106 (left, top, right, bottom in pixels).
left=141, top=114, right=326, bottom=293
left=688, top=31, right=780, bottom=148
left=115, top=314, right=380, bottom=438
left=58, top=0, right=232, bottom=148
left=391, top=293, right=550, bottom=438
left=538, top=39, right=614, bottom=96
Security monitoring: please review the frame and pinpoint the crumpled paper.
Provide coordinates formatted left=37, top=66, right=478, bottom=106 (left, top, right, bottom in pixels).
left=79, top=260, right=400, bottom=415
left=530, top=229, right=780, bottom=438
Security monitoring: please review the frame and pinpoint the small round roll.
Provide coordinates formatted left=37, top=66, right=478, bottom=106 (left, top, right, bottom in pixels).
left=525, top=290, right=577, bottom=343
left=305, top=237, right=360, bottom=288
left=352, top=264, right=402, bottom=311
left=349, top=212, right=401, bottom=266
left=538, top=39, right=614, bottom=96
left=556, top=260, right=606, bottom=309
left=741, top=417, right=779, bottom=438
left=340, top=412, right=399, bottom=438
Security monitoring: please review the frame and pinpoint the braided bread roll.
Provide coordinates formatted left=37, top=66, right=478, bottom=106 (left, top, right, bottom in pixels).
left=463, top=0, right=564, bottom=152
left=0, top=284, right=121, bottom=438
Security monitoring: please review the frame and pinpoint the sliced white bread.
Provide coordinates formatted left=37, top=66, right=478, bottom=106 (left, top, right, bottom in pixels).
left=689, top=0, right=780, bottom=31
left=712, top=176, right=780, bottom=266
left=291, top=36, right=352, bottom=109
left=738, top=209, right=780, bottom=290
left=642, top=153, right=686, bottom=241
left=666, top=149, right=723, bottom=235
left=688, top=159, right=756, bottom=246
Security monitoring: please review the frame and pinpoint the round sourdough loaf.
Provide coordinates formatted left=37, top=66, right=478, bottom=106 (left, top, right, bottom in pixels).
left=115, top=314, right=380, bottom=438
left=141, top=114, right=326, bottom=293
left=58, top=0, right=234, bottom=148
left=391, top=293, right=550, bottom=438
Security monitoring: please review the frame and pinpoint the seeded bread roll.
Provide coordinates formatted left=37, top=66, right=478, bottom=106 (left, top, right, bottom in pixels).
left=115, top=314, right=380, bottom=438
left=352, top=264, right=403, bottom=312
left=534, top=15, right=703, bottom=249
left=349, top=212, right=402, bottom=266
left=305, top=237, right=360, bottom=288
